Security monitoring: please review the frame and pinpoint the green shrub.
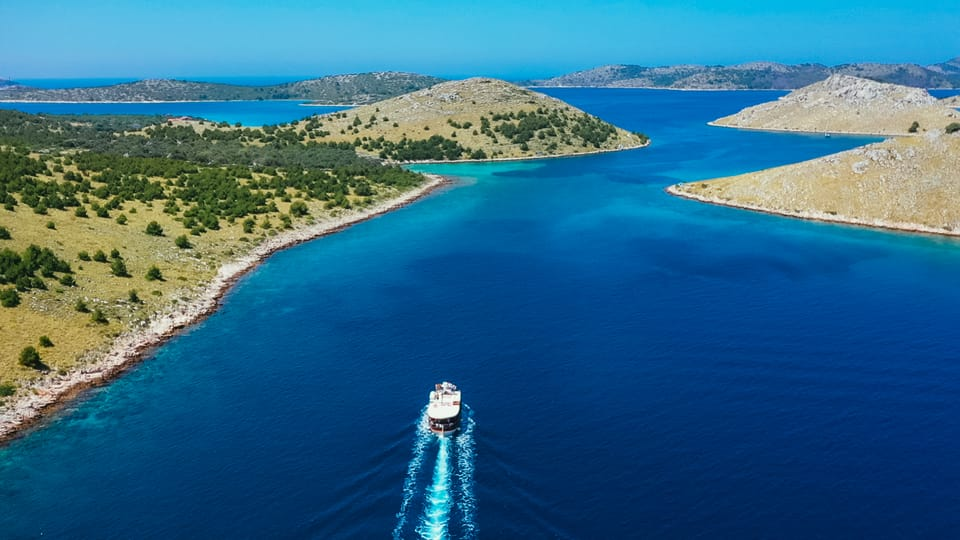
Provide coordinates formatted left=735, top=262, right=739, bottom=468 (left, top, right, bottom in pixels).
left=174, top=234, right=192, bottom=249
left=39, top=335, right=53, bottom=347
left=78, top=250, right=91, bottom=261
left=908, top=121, right=920, bottom=133
left=75, top=299, right=90, bottom=312
left=59, top=275, right=76, bottom=287
left=0, top=383, right=14, bottom=397
left=289, top=201, right=309, bottom=217
left=145, top=265, right=163, bottom=281
left=74, top=206, right=88, bottom=218
left=947, top=122, right=960, bottom=134
left=0, top=226, right=9, bottom=240
left=46, top=221, right=56, bottom=230
left=91, top=308, right=108, bottom=324
left=19, top=346, right=45, bottom=370
left=242, top=218, right=255, bottom=234
left=145, top=221, right=164, bottom=236
left=0, top=287, right=20, bottom=307
left=110, top=258, right=130, bottom=277
left=93, top=250, right=107, bottom=263
left=110, top=248, right=121, bottom=259
left=128, top=289, right=141, bottom=303
left=116, top=214, right=128, bottom=225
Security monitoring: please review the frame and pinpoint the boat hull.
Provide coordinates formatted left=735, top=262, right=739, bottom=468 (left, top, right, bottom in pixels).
left=428, top=410, right=461, bottom=436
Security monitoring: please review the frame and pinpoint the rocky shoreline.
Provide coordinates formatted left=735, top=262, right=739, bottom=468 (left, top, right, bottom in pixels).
left=666, top=184, right=960, bottom=238
left=0, top=174, right=449, bottom=445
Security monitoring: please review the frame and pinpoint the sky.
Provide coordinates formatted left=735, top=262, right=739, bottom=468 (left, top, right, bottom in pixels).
left=1, top=0, right=957, bottom=80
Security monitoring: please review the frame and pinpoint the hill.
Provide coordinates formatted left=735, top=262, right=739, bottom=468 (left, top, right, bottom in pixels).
left=667, top=129, right=960, bottom=236
left=288, top=78, right=648, bottom=161
left=710, top=75, right=960, bottom=136
left=943, top=95, right=960, bottom=107
left=0, top=72, right=444, bottom=104
left=528, top=58, right=960, bottom=89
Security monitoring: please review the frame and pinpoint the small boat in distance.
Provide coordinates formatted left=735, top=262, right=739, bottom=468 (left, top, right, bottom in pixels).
left=427, top=382, right=461, bottom=436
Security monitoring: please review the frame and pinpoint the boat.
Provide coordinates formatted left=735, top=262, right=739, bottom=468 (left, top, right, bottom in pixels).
left=427, top=382, right=461, bottom=436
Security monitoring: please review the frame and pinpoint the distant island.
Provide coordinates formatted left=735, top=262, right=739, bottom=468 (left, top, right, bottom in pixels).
left=669, top=76, right=960, bottom=236
left=0, top=72, right=444, bottom=104
left=0, top=78, right=648, bottom=441
left=528, top=57, right=960, bottom=89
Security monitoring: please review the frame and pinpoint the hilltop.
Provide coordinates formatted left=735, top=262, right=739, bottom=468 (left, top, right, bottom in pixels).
left=0, top=72, right=444, bottom=104
left=528, top=58, right=960, bottom=89
left=289, top=78, right=648, bottom=161
left=710, top=75, right=960, bottom=136
left=668, top=129, right=960, bottom=236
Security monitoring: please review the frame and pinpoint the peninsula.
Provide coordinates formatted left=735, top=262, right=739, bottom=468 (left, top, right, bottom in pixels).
left=0, top=79, right=648, bottom=441
left=528, top=57, right=960, bottom=90
left=668, top=76, right=960, bottom=236
left=0, top=72, right=444, bottom=104
left=290, top=78, right=648, bottom=160
left=710, top=75, right=960, bottom=136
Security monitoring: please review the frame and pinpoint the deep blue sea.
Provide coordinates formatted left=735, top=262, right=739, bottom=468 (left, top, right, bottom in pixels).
left=3, top=89, right=960, bottom=538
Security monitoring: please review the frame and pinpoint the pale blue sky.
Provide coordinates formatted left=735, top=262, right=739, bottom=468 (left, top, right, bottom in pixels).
left=1, top=0, right=957, bottom=79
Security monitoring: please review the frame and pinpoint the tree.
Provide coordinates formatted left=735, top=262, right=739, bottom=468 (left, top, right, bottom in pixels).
left=93, top=250, right=108, bottom=263
left=0, top=226, right=10, bottom=240
left=145, top=265, right=163, bottom=281
left=116, top=214, right=128, bottom=225
left=128, top=289, right=141, bottom=303
left=145, top=221, right=164, bottom=236
left=78, top=250, right=91, bottom=261
left=289, top=201, right=309, bottom=217
left=39, top=335, right=53, bottom=347
left=174, top=234, right=192, bottom=249
left=19, top=346, right=45, bottom=370
left=110, top=248, right=122, bottom=259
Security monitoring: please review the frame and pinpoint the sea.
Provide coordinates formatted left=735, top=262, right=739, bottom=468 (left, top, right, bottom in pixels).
left=2, top=87, right=960, bottom=538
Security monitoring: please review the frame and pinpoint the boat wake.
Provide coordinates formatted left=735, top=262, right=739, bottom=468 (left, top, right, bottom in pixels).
left=394, top=407, right=477, bottom=540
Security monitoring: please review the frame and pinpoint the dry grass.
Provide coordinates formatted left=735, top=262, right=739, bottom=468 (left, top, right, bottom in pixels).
left=0, top=160, right=398, bottom=387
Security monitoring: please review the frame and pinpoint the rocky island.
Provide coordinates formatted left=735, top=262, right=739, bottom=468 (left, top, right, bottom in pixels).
left=710, top=75, right=960, bottom=136
left=669, top=76, right=960, bottom=236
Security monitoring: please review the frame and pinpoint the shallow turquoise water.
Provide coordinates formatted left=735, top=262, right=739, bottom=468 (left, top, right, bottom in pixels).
left=3, top=89, right=960, bottom=538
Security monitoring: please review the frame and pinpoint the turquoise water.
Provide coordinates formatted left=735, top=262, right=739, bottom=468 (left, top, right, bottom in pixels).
left=3, top=89, right=960, bottom=538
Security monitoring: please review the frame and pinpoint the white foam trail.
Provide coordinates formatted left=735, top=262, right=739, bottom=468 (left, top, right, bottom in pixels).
left=455, top=411, right=478, bottom=539
left=417, top=437, right=453, bottom=539
left=393, top=409, right=432, bottom=540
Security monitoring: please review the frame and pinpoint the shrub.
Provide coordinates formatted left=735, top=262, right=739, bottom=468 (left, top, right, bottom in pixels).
left=110, top=248, right=122, bottom=259
left=908, top=121, right=920, bottom=133
left=19, top=346, right=45, bottom=370
left=39, top=335, right=53, bottom=347
left=289, top=201, right=309, bottom=217
left=947, top=122, right=960, bottom=134
left=128, top=289, right=141, bottom=303
left=93, top=249, right=107, bottom=263
left=74, top=206, right=88, bottom=218
left=174, top=234, right=192, bottom=249
left=96, top=206, right=110, bottom=218
left=0, top=287, right=20, bottom=307
left=75, top=299, right=90, bottom=312
left=0, top=226, right=10, bottom=239
left=242, top=218, right=255, bottom=234
left=91, top=308, right=108, bottom=324
left=110, top=258, right=130, bottom=277
left=0, top=383, right=14, bottom=397
left=46, top=221, right=56, bottom=230
left=78, top=250, right=91, bottom=261
left=116, top=214, right=128, bottom=225
left=145, top=265, right=163, bottom=281
left=59, top=275, right=76, bottom=287
left=145, top=221, right=164, bottom=236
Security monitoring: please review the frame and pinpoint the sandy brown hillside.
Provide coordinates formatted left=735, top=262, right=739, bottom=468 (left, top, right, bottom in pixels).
left=712, top=75, right=959, bottom=136
left=943, top=95, right=960, bottom=107
left=289, top=78, right=648, bottom=161
left=668, top=130, right=960, bottom=236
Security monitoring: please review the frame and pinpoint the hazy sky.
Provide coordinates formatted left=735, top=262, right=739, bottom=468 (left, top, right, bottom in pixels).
left=1, top=0, right=957, bottom=79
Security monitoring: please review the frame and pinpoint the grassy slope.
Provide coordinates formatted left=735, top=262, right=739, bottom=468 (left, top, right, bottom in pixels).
left=293, top=78, right=648, bottom=160
left=0, top=147, right=412, bottom=390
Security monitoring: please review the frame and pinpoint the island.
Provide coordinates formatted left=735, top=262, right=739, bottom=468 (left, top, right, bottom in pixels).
left=527, top=57, right=960, bottom=90
left=0, top=72, right=444, bottom=104
left=0, top=77, right=648, bottom=441
left=667, top=76, right=960, bottom=236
